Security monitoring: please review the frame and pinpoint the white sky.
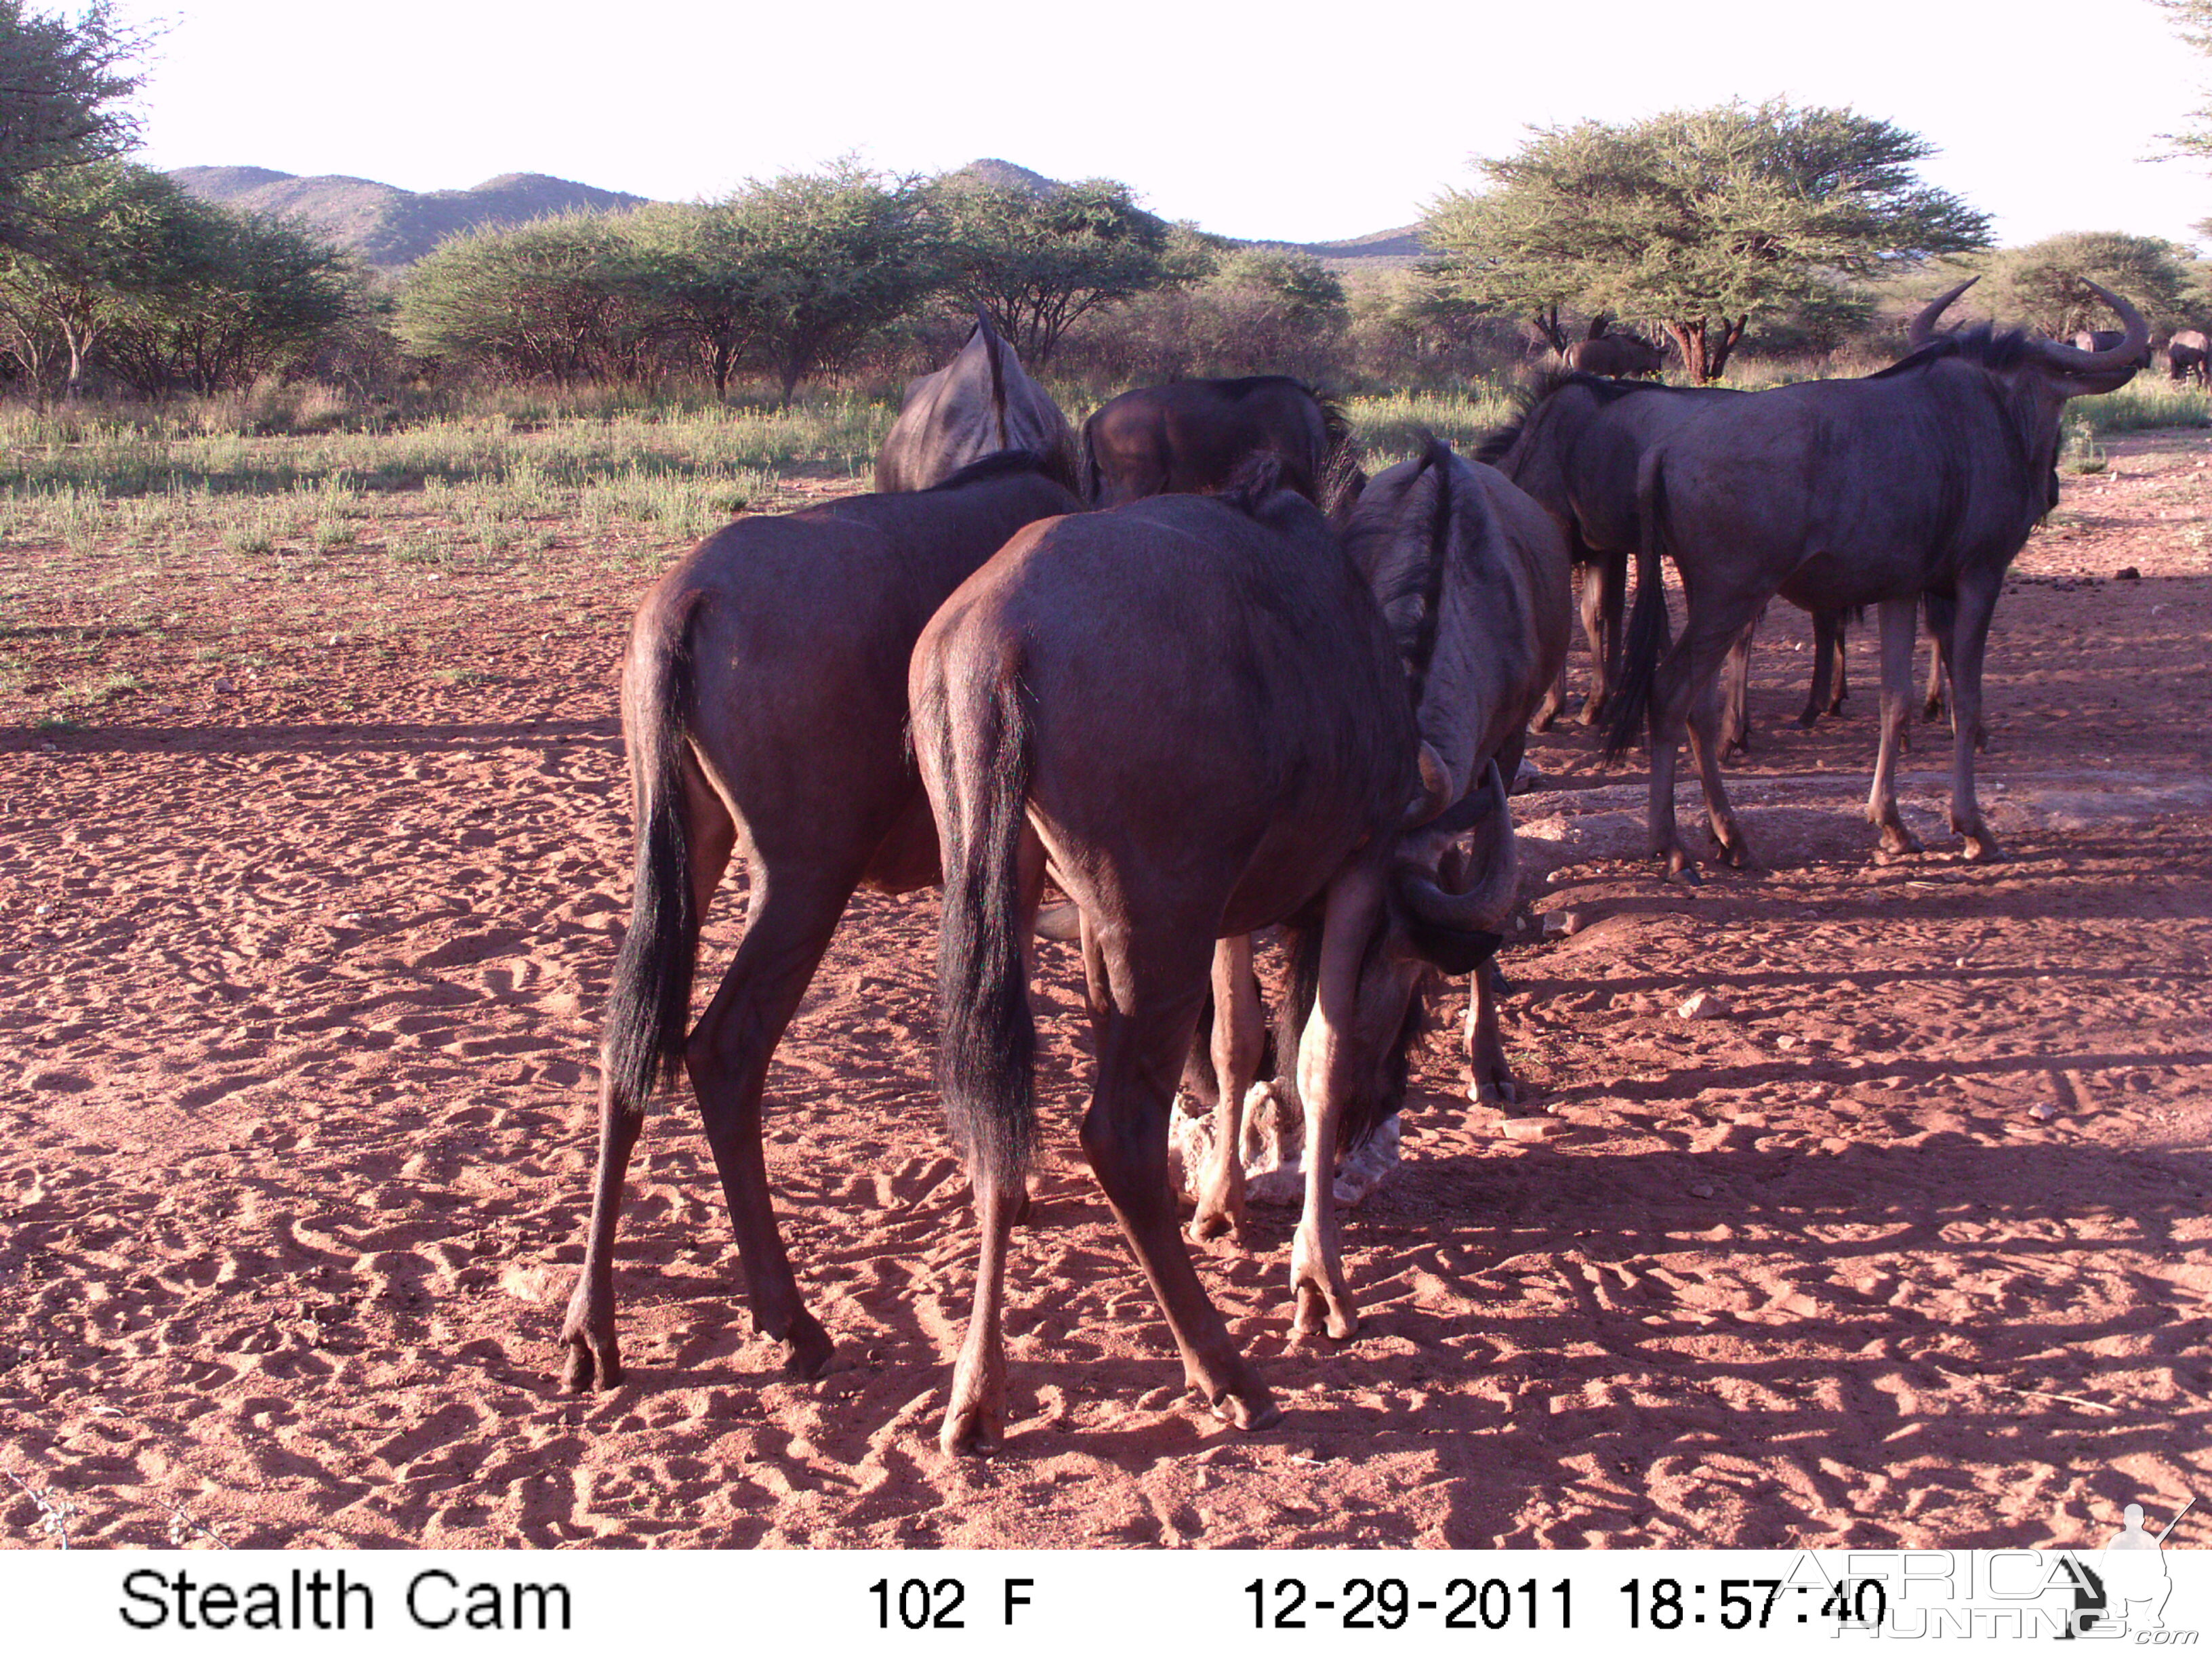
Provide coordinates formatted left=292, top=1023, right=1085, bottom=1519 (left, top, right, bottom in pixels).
left=110, top=0, right=2209, bottom=252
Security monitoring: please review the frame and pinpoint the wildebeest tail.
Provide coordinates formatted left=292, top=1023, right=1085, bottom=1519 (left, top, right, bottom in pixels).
left=1078, top=411, right=1103, bottom=506
left=935, top=673, right=1038, bottom=1195
left=599, top=592, right=706, bottom=1116
left=1603, top=455, right=1670, bottom=762
left=977, top=309, right=1009, bottom=450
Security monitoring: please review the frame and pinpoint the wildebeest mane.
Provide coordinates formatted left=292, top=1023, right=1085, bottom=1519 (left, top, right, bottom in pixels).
left=1355, top=438, right=1456, bottom=710
left=1868, top=322, right=2040, bottom=381
left=1471, top=369, right=1681, bottom=469
left=926, top=448, right=1062, bottom=491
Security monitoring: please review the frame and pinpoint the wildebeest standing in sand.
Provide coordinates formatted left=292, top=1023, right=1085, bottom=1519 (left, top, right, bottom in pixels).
left=874, top=312, right=1081, bottom=493
left=1605, top=279, right=2147, bottom=879
left=560, top=453, right=1082, bottom=1393
left=2170, top=329, right=2209, bottom=387
left=911, top=466, right=1517, bottom=1451
left=1479, top=371, right=1734, bottom=731
left=1080, top=375, right=1361, bottom=511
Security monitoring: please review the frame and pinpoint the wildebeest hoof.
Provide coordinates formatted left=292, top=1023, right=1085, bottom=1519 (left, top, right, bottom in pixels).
left=1293, top=1284, right=1359, bottom=1341
left=1529, top=707, right=1559, bottom=734
left=1471, top=1075, right=1518, bottom=1107
left=939, top=1401, right=1002, bottom=1458
left=1962, top=835, right=2004, bottom=864
left=1187, top=1207, right=1244, bottom=1247
left=1206, top=1385, right=1283, bottom=1432
left=1663, top=851, right=1702, bottom=885
left=559, top=1322, right=624, bottom=1391
left=777, top=1317, right=836, bottom=1380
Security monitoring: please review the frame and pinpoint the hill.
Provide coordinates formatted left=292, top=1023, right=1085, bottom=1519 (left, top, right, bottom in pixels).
left=167, top=167, right=650, bottom=269
left=165, top=159, right=1422, bottom=272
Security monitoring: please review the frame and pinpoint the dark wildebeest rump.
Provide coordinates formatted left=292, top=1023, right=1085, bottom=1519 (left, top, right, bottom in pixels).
left=2169, top=329, right=2209, bottom=388
left=560, top=453, right=1082, bottom=1395
left=1080, top=375, right=1360, bottom=511
left=1565, top=330, right=1665, bottom=379
left=911, top=472, right=1515, bottom=1451
left=874, top=312, right=1081, bottom=493
left=1605, top=279, right=2148, bottom=879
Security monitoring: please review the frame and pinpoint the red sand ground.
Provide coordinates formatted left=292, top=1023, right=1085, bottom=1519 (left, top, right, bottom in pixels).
left=2, top=434, right=2207, bottom=1549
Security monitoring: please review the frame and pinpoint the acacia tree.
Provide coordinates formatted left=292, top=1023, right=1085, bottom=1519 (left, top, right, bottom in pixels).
left=1991, top=232, right=2199, bottom=338
left=0, top=1, right=145, bottom=252
left=704, top=166, right=938, bottom=403
left=97, top=199, right=356, bottom=396
left=0, top=160, right=178, bottom=398
left=1425, top=101, right=1990, bottom=380
left=2158, top=0, right=2212, bottom=175
left=935, top=177, right=1172, bottom=363
left=398, top=214, right=652, bottom=385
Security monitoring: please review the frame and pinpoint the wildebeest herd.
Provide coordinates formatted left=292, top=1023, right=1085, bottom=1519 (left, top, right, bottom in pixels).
left=562, top=287, right=2154, bottom=1456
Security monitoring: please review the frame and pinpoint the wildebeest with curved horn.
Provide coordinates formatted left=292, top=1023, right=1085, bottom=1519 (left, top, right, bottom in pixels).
left=1080, top=375, right=1362, bottom=512
left=560, top=451, right=1083, bottom=1394
left=2169, top=328, right=2209, bottom=388
left=911, top=455, right=1517, bottom=1452
left=1605, top=279, right=2148, bottom=879
left=875, top=312, right=1082, bottom=493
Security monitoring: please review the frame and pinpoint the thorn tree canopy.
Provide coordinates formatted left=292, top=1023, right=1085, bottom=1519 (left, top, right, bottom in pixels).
left=1422, top=100, right=1992, bottom=380
left=1990, top=231, right=2201, bottom=339
left=934, top=176, right=1172, bottom=364
left=0, top=0, right=146, bottom=251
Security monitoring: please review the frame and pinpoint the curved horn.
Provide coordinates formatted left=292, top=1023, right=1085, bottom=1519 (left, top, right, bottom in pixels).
left=1908, top=277, right=1979, bottom=347
left=2032, top=282, right=2150, bottom=373
left=1396, top=761, right=1519, bottom=933
left=1400, top=741, right=1454, bottom=830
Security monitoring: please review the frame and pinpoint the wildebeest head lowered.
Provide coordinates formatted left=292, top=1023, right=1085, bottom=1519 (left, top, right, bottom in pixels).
left=874, top=312, right=1081, bottom=493
left=1078, top=375, right=1364, bottom=516
left=909, top=466, right=1506, bottom=1451
left=1604, top=277, right=2148, bottom=878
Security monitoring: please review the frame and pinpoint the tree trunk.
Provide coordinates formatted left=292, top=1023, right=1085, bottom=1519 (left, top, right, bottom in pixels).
left=1705, top=316, right=1748, bottom=382
left=1664, top=319, right=1711, bottom=383
left=1534, top=306, right=1568, bottom=356
left=777, top=359, right=803, bottom=409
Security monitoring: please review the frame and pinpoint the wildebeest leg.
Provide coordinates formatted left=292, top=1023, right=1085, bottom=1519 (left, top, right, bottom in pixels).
left=1288, top=870, right=1386, bottom=1340
left=562, top=763, right=737, bottom=1393
left=1802, top=609, right=1837, bottom=727
left=1719, top=602, right=1762, bottom=760
left=1666, top=603, right=1756, bottom=875
left=1827, top=609, right=1852, bottom=716
left=1081, top=931, right=1277, bottom=1429
left=684, top=863, right=855, bottom=1380
left=1464, top=958, right=1515, bottom=1105
left=940, top=827, right=1046, bottom=1454
left=1189, top=934, right=1262, bottom=1244
left=1590, top=545, right=1629, bottom=724
left=1866, top=597, right=1923, bottom=863
left=1945, top=575, right=2005, bottom=862
left=1922, top=592, right=1952, bottom=724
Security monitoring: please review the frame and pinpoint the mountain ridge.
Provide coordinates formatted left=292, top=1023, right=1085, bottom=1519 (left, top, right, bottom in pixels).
left=166, top=160, right=1421, bottom=271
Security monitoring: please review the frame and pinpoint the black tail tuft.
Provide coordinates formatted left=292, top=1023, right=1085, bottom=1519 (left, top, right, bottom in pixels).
left=600, top=596, right=705, bottom=1116
left=935, top=675, right=1038, bottom=1195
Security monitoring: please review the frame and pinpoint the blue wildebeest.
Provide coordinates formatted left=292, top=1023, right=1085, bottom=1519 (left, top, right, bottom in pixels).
left=910, top=455, right=1525, bottom=1452
left=1605, top=279, right=2147, bottom=879
left=1080, top=375, right=1363, bottom=514
left=2169, top=329, right=2209, bottom=388
left=875, top=312, right=1081, bottom=493
left=560, top=452, right=1083, bottom=1394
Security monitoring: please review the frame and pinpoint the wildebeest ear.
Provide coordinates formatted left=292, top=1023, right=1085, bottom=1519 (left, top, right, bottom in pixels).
left=1397, top=913, right=1502, bottom=975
